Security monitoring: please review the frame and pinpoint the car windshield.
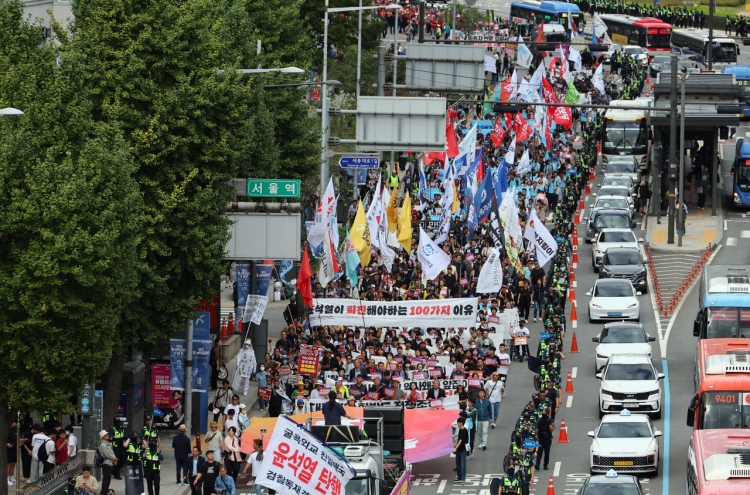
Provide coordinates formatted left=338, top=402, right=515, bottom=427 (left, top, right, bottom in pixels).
left=712, top=43, right=737, bottom=63
left=595, top=198, right=629, bottom=209
left=597, top=422, right=651, bottom=438
left=595, top=282, right=633, bottom=297
left=705, top=308, right=750, bottom=339
left=599, top=232, right=635, bottom=243
left=595, top=215, right=631, bottom=229
left=606, top=251, right=641, bottom=265
left=599, top=188, right=629, bottom=198
left=607, top=162, right=637, bottom=174
left=699, top=391, right=750, bottom=429
left=345, top=478, right=370, bottom=495
left=600, top=326, right=645, bottom=343
left=581, top=483, right=641, bottom=495
left=605, top=363, right=655, bottom=380
left=624, top=47, right=644, bottom=55
left=652, top=56, right=670, bottom=64
left=604, top=123, right=648, bottom=155
left=602, top=177, right=632, bottom=188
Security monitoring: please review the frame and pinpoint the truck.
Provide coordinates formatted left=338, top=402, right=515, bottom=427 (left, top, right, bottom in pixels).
left=693, top=265, right=750, bottom=339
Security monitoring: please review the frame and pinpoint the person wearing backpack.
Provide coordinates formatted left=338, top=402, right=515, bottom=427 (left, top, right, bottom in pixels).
left=30, top=424, right=47, bottom=481
left=97, top=430, right=118, bottom=495
left=38, top=429, right=57, bottom=474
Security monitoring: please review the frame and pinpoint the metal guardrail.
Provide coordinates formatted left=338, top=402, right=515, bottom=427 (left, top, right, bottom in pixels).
left=19, top=454, right=87, bottom=495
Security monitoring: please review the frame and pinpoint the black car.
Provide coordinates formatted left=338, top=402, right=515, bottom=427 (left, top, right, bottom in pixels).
left=648, top=55, right=672, bottom=78
left=598, top=247, right=648, bottom=293
left=585, top=209, right=635, bottom=243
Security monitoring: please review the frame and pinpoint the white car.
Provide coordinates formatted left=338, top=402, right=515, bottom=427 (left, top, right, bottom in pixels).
left=592, top=322, right=656, bottom=372
left=592, top=228, right=643, bottom=270
left=590, top=196, right=633, bottom=219
left=594, top=186, right=635, bottom=215
left=597, top=353, right=664, bottom=419
left=589, top=410, right=661, bottom=476
left=623, top=45, right=649, bottom=65
left=601, top=174, right=637, bottom=192
left=586, top=279, right=642, bottom=323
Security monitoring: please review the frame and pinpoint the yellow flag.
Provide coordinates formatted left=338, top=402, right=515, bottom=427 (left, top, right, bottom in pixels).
left=397, top=193, right=412, bottom=253
left=350, top=201, right=371, bottom=266
left=451, top=180, right=458, bottom=213
left=386, top=189, right=399, bottom=232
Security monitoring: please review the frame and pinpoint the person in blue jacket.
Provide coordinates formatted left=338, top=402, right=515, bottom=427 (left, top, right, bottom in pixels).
left=214, top=466, right=236, bottom=495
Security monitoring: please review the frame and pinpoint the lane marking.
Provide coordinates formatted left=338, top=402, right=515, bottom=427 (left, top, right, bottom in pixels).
left=724, top=219, right=728, bottom=230
left=742, top=231, right=750, bottom=238
left=437, top=480, right=447, bottom=494
left=566, top=395, right=573, bottom=408
left=553, top=462, right=561, bottom=477
left=662, top=360, right=671, bottom=495
left=571, top=367, right=577, bottom=379
left=728, top=237, right=738, bottom=246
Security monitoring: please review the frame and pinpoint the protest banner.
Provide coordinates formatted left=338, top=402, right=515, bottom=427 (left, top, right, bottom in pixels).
left=309, top=298, right=479, bottom=328
left=298, top=345, right=321, bottom=376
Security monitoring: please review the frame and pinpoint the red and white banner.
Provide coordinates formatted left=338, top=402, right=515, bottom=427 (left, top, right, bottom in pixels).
left=298, top=345, right=321, bottom=376
left=257, top=416, right=355, bottom=495
left=309, top=297, right=478, bottom=328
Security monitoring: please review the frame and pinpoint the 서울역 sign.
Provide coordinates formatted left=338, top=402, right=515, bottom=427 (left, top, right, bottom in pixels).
left=246, top=179, right=300, bottom=198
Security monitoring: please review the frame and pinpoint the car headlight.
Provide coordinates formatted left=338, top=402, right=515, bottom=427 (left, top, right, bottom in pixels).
left=628, top=303, right=638, bottom=308
left=648, top=390, right=660, bottom=396
left=595, top=250, right=604, bottom=256
left=601, top=390, right=613, bottom=397
left=596, top=353, right=608, bottom=359
left=592, top=455, right=601, bottom=464
left=592, top=304, right=602, bottom=308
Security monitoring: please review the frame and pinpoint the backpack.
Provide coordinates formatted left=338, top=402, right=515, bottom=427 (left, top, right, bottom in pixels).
left=38, top=439, right=51, bottom=464
left=94, top=444, right=105, bottom=468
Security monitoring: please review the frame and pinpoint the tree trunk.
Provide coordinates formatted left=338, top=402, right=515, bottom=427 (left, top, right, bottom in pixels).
left=103, top=348, right=126, bottom=431
left=0, top=405, right=9, bottom=495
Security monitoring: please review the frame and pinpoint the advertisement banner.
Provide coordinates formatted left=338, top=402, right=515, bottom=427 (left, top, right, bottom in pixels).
left=309, top=297, right=479, bottom=328
left=152, top=363, right=172, bottom=407
left=193, top=311, right=211, bottom=340
left=169, top=339, right=212, bottom=392
left=236, top=263, right=250, bottom=308
left=256, top=416, right=355, bottom=495
left=298, top=345, right=321, bottom=376
left=256, top=263, right=274, bottom=296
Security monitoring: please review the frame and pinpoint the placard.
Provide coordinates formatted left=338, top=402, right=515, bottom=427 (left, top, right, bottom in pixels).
left=366, top=392, right=380, bottom=400
left=258, top=388, right=272, bottom=401
left=429, top=368, right=442, bottom=378
left=468, top=378, right=482, bottom=388
left=411, top=372, right=426, bottom=381
left=430, top=399, right=444, bottom=409
left=298, top=346, right=321, bottom=376
left=384, top=388, right=397, bottom=399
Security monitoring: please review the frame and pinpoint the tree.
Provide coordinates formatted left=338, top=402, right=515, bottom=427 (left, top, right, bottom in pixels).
left=0, top=1, right=142, bottom=492
left=65, top=0, right=321, bottom=423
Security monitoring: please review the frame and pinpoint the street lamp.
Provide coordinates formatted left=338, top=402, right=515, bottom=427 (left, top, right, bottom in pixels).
left=677, top=73, right=689, bottom=248
left=216, top=67, right=304, bottom=75
left=264, top=79, right=341, bottom=89
left=319, top=1, right=401, bottom=196
left=0, top=107, right=24, bottom=116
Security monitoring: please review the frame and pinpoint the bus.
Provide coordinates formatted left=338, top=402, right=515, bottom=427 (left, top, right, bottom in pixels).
left=693, top=265, right=750, bottom=339
left=509, top=1, right=583, bottom=34
left=721, top=66, right=750, bottom=121
left=687, top=339, right=750, bottom=430
left=598, top=15, right=672, bottom=56
left=687, top=429, right=750, bottom=495
left=601, top=97, right=652, bottom=171
left=671, top=28, right=739, bottom=68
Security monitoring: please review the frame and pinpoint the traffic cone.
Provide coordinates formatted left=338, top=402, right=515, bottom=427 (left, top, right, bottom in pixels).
left=570, top=267, right=576, bottom=284
left=645, top=76, right=651, bottom=87
left=579, top=196, right=585, bottom=211
left=570, top=302, right=578, bottom=329
left=570, top=333, right=580, bottom=353
left=585, top=181, right=591, bottom=194
left=557, top=419, right=570, bottom=443
left=569, top=286, right=576, bottom=302
left=589, top=169, right=595, bottom=181
left=220, top=317, right=229, bottom=339
left=571, top=229, right=578, bottom=246
left=596, top=141, right=601, bottom=154
left=572, top=246, right=579, bottom=266
left=228, top=311, right=236, bottom=334
left=546, top=476, right=555, bottom=495
left=565, top=370, right=575, bottom=393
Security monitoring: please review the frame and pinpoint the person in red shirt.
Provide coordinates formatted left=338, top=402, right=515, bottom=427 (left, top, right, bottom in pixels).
left=55, top=430, right=70, bottom=465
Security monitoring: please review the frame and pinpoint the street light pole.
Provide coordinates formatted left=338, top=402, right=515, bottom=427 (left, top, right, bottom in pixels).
left=678, top=74, right=689, bottom=247
left=320, top=0, right=331, bottom=197
left=667, top=55, right=677, bottom=244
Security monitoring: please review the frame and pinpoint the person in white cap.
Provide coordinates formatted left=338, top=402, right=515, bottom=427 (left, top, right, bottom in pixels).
left=309, top=380, right=326, bottom=400
left=97, top=430, right=118, bottom=495
left=236, top=339, right=257, bottom=396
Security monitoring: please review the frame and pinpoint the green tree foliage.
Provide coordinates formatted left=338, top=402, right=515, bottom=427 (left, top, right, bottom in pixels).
left=65, top=0, right=321, bottom=423
left=0, top=0, right=141, bottom=489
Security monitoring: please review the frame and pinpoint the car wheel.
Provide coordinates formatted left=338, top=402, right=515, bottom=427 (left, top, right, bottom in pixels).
left=641, top=284, right=648, bottom=294
left=650, top=465, right=659, bottom=477
left=593, top=261, right=599, bottom=273
left=585, top=238, right=591, bottom=244
left=652, top=408, right=662, bottom=420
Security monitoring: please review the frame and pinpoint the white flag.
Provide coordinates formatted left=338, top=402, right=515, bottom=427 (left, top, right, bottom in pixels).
left=593, top=13, right=608, bottom=38
left=307, top=178, right=336, bottom=247
left=366, top=176, right=383, bottom=248
left=517, top=149, right=531, bottom=176
left=568, top=47, right=582, bottom=72
left=330, top=194, right=340, bottom=249
left=417, top=227, right=451, bottom=280
left=516, top=40, right=533, bottom=69
left=434, top=180, right=454, bottom=244
left=523, top=210, right=558, bottom=266
left=476, top=247, right=504, bottom=294
left=529, top=61, right=545, bottom=90
left=504, top=136, right=517, bottom=165
left=593, top=64, right=605, bottom=95
left=508, top=203, right=524, bottom=248
left=379, top=228, right=396, bottom=272
left=318, top=229, right=338, bottom=286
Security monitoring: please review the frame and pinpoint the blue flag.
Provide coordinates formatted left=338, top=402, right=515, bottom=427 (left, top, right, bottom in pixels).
left=279, top=260, right=293, bottom=285
left=524, top=439, right=541, bottom=449
left=493, top=161, right=508, bottom=200
left=419, top=164, right=428, bottom=205
left=475, top=169, right=494, bottom=223
left=540, top=332, right=555, bottom=341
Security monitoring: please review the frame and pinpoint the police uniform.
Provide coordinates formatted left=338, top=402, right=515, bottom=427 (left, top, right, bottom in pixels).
left=109, top=425, right=125, bottom=478
left=142, top=447, right=163, bottom=495
left=141, top=421, right=159, bottom=447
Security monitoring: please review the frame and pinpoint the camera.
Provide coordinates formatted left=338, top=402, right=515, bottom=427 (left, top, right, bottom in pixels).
left=260, top=429, right=267, bottom=433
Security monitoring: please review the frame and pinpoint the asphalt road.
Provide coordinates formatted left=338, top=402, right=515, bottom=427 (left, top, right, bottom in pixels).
left=409, top=168, right=750, bottom=495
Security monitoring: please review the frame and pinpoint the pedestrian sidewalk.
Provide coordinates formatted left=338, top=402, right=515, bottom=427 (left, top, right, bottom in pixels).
left=644, top=200, right=723, bottom=252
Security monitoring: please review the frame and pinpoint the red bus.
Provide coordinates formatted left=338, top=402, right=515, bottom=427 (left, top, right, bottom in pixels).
left=687, top=339, right=750, bottom=430
left=687, top=429, right=750, bottom=495
left=598, top=14, right=672, bottom=55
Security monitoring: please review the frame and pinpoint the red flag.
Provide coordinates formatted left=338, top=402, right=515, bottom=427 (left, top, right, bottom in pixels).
left=544, top=107, right=554, bottom=147
left=446, top=119, right=459, bottom=158
left=504, top=112, right=513, bottom=133
left=513, top=113, right=533, bottom=143
left=447, top=107, right=458, bottom=122
left=553, top=105, right=573, bottom=130
left=541, top=77, right=558, bottom=104
left=424, top=152, right=443, bottom=166
left=500, top=80, right=513, bottom=102
left=535, top=21, right=545, bottom=43
left=298, top=247, right=314, bottom=308
left=329, top=233, right=340, bottom=272
left=490, top=117, right=506, bottom=147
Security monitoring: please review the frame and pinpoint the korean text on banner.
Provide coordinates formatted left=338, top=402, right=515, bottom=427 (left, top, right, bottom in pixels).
left=244, top=295, right=269, bottom=324
left=169, top=339, right=212, bottom=392
left=169, top=339, right=186, bottom=391
left=256, top=416, right=355, bottom=495
left=298, top=345, right=321, bottom=376
left=152, top=363, right=171, bottom=407
left=309, top=297, right=478, bottom=328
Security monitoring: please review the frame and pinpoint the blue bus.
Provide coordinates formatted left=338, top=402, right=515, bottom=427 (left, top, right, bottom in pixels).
left=694, top=265, right=750, bottom=338
left=722, top=66, right=750, bottom=121
left=509, top=1, right=584, bottom=35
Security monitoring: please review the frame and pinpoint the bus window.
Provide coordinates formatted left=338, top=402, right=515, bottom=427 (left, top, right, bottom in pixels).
left=706, top=308, right=738, bottom=339
left=699, top=392, right=750, bottom=429
left=646, top=32, right=671, bottom=49
left=603, top=123, right=648, bottom=155
left=740, top=310, right=750, bottom=338
left=737, top=163, right=750, bottom=193
left=713, top=42, right=738, bottom=63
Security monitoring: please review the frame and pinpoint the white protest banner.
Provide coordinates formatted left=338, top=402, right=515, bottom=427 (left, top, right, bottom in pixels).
left=243, top=295, right=268, bottom=324
left=417, top=227, right=451, bottom=280
left=305, top=394, right=460, bottom=411
left=490, top=308, right=518, bottom=340
left=484, top=55, right=497, bottom=73
left=309, top=297, right=478, bottom=328
left=257, top=416, right=355, bottom=495
left=523, top=210, right=558, bottom=266
left=476, top=247, right=503, bottom=294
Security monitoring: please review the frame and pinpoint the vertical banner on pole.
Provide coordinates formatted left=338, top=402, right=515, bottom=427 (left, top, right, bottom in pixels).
left=236, top=264, right=250, bottom=308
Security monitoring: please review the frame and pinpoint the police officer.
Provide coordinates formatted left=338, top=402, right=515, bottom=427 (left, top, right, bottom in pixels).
left=109, top=418, right=126, bottom=480
left=124, top=432, right=142, bottom=465
left=535, top=407, right=555, bottom=471
left=500, top=466, right=519, bottom=495
left=141, top=416, right=160, bottom=449
left=517, top=447, right=535, bottom=495
left=142, top=438, right=164, bottom=495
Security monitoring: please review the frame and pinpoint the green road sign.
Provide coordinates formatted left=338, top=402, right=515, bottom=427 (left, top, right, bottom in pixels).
left=246, top=179, right=301, bottom=198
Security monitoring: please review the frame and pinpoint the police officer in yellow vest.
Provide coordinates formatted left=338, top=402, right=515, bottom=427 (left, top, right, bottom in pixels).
left=500, top=466, right=519, bottom=495
left=142, top=438, right=164, bottom=495
left=125, top=432, right=142, bottom=465
left=109, top=417, right=126, bottom=479
left=141, top=415, right=160, bottom=449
